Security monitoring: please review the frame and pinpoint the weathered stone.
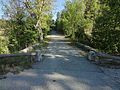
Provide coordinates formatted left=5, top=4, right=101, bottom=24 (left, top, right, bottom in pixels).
left=88, top=50, right=96, bottom=61
left=35, top=50, right=42, bottom=62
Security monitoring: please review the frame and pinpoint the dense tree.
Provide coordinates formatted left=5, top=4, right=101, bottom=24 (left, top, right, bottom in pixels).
left=55, top=0, right=120, bottom=55
left=56, top=0, right=99, bottom=44
left=0, top=19, right=9, bottom=54
left=92, top=0, right=120, bottom=55
left=23, top=0, right=55, bottom=41
left=2, top=0, right=37, bottom=52
left=61, top=0, right=86, bottom=40
left=0, top=0, right=55, bottom=53
left=1, top=0, right=120, bottom=55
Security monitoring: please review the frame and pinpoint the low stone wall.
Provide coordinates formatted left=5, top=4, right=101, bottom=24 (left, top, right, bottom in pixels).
left=75, top=42, right=120, bottom=65
left=75, top=42, right=95, bottom=51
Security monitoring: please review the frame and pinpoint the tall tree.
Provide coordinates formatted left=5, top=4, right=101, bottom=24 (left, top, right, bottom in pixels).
left=24, top=0, right=55, bottom=41
left=1, top=0, right=55, bottom=53
left=92, top=0, right=120, bottom=54
left=55, top=0, right=120, bottom=55
left=61, top=0, right=86, bottom=40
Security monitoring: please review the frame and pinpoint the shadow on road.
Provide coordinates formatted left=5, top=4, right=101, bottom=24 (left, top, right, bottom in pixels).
left=0, top=31, right=119, bottom=90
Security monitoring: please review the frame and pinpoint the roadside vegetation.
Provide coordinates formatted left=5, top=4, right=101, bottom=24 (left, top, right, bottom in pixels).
left=0, top=0, right=54, bottom=75
left=0, top=0, right=55, bottom=54
left=0, top=0, right=120, bottom=74
left=0, top=56, right=32, bottom=75
left=55, top=0, right=120, bottom=56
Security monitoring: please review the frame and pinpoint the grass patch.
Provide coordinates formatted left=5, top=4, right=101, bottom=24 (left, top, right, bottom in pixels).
left=0, top=39, right=49, bottom=75
left=0, top=56, right=34, bottom=75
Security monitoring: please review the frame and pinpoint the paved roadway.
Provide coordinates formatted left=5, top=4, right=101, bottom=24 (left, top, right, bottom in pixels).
left=0, top=31, right=119, bottom=90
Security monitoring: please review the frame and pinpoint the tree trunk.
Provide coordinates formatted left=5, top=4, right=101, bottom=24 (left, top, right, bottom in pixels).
left=38, top=28, right=43, bottom=41
left=35, top=19, right=43, bottom=41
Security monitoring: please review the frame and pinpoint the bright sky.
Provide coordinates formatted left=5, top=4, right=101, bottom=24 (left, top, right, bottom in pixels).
left=0, top=0, right=7, bottom=19
left=52, top=0, right=65, bottom=20
left=0, top=3, right=3, bottom=19
left=0, top=0, right=65, bottom=20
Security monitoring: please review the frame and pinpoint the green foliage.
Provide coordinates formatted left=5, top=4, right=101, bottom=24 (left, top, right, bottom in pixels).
left=92, top=0, right=120, bottom=55
left=24, top=0, right=55, bottom=41
left=62, top=0, right=86, bottom=39
left=56, top=0, right=98, bottom=43
left=8, top=18, right=39, bottom=52
left=0, top=0, right=55, bottom=53
left=0, top=19, right=9, bottom=54
left=55, top=0, right=120, bottom=55
left=0, top=37, right=9, bottom=54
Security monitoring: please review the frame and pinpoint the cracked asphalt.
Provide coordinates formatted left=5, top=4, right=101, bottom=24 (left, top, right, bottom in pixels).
left=0, top=31, right=120, bottom=90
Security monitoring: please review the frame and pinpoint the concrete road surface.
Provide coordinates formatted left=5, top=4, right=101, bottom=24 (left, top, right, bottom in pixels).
left=0, top=31, right=120, bottom=90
